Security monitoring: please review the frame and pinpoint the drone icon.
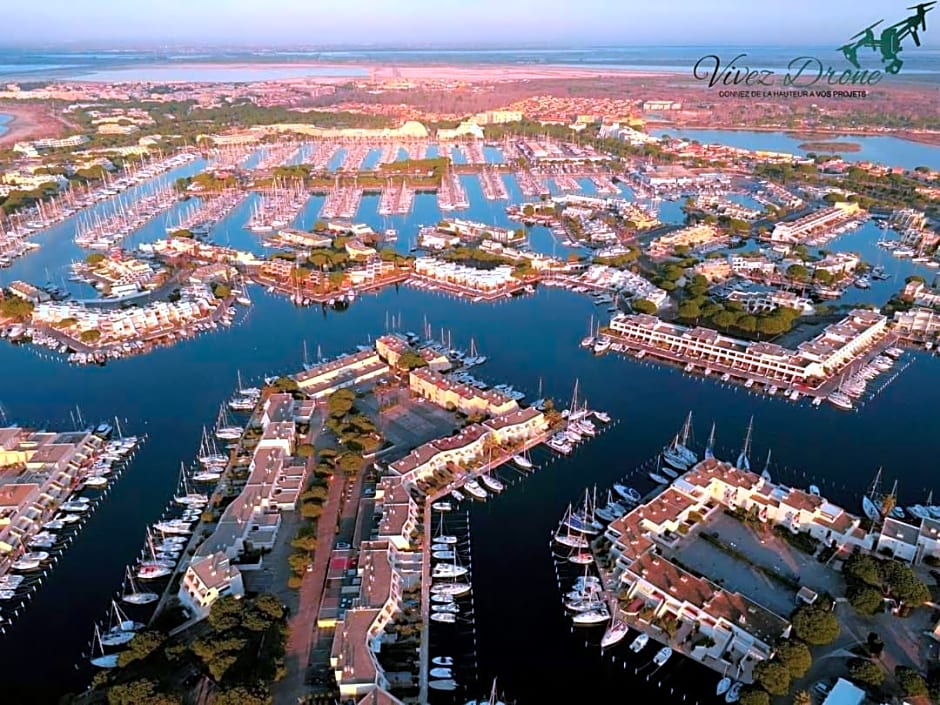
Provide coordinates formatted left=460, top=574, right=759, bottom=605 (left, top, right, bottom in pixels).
left=838, top=2, right=935, bottom=74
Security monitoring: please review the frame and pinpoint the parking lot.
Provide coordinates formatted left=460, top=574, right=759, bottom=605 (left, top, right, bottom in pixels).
left=670, top=513, right=844, bottom=617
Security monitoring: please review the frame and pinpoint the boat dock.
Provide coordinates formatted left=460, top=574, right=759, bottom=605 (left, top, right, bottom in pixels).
left=319, top=181, right=363, bottom=219
left=478, top=169, right=509, bottom=200
left=0, top=426, right=142, bottom=636
left=599, top=325, right=901, bottom=411
left=74, top=184, right=179, bottom=250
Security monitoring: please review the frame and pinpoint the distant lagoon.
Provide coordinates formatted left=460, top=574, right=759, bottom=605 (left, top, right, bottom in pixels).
left=74, top=65, right=369, bottom=83
left=0, top=114, right=11, bottom=137
left=649, top=128, right=940, bottom=171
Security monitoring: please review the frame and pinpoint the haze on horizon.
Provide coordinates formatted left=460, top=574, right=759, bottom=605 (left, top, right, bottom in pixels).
left=8, top=0, right=938, bottom=48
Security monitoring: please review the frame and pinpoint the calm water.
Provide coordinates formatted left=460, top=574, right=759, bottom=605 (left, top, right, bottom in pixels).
left=1, top=149, right=939, bottom=704
left=74, top=65, right=368, bottom=83
left=0, top=113, right=10, bottom=137
left=650, top=128, right=940, bottom=171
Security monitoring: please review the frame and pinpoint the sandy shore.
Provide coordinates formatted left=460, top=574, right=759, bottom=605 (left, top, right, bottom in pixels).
left=0, top=103, right=71, bottom=148
left=68, top=60, right=671, bottom=84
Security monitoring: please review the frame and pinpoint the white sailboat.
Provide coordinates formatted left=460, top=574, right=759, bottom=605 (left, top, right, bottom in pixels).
left=736, top=416, right=753, bottom=472
left=122, top=566, right=159, bottom=605
left=90, top=626, right=119, bottom=668
left=863, top=468, right=883, bottom=521
left=761, top=449, right=772, bottom=482
left=215, top=403, right=243, bottom=441
left=704, top=422, right=716, bottom=460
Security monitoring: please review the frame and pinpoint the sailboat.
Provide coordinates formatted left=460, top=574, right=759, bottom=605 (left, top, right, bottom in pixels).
left=885, top=479, right=905, bottom=519
left=580, top=314, right=596, bottom=348
left=215, top=403, right=243, bottom=441
left=760, top=449, right=772, bottom=482
left=512, top=448, right=534, bottom=470
left=657, top=456, right=678, bottom=480
left=736, top=416, right=753, bottom=472
left=555, top=506, right=590, bottom=548
left=863, top=468, right=883, bottom=521
left=704, top=422, right=716, bottom=460
left=122, top=566, right=159, bottom=605
left=601, top=614, right=630, bottom=648
left=466, top=679, right=509, bottom=705
left=662, top=412, right=697, bottom=470
left=197, top=427, right=227, bottom=466
left=174, top=464, right=209, bottom=507
left=90, top=626, right=119, bottom=668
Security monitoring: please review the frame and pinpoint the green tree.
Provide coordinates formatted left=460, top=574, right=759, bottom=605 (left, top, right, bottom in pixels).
left=214, top=687, right=269, bottom=705
left=712, top=310, right=738, bottom=328
left=397, top=350, right=429, bottom=370
left=787, top=264, right=809, bottom=281
left=754, top=660, right=791, bottom=696
left=296, top=443, right=314, bottom=458
left=791, top=605, right=840, bottom=645
left=677, top=300, right=701, bottom=321
left=106, top=679, right=179, bottom=705
left=848, top=585, right=884, bottom=616
left=686, top=274, right=710, bottom=297
left=85, top=252, right=106, bottom=265
left=736, top=314, right=758, bottom=334
left=80, top=329, right=101, bottom=343
left=879, top=560, right=930, bottom=606
left=211, top=282, right=231, bottom=299
left=792, top=690, right=812, bottom=705
left=738, top=688, right=770, bottom=705
left=337, top=452, right=365, bottom=476
left=270, top=376, right=299, bottom=394
left=896, top=666, right=927, bottom=696
left=848, top=658, right=884, bottom=688
left=844, top=553, right=881, bottom=587
left=632, top=298, right=657, bottom=314
left=775, top=640, right=812, bottom=679
left=0, top=296, right=34, bottom=320
left=327, top=389, right=356, bottom=417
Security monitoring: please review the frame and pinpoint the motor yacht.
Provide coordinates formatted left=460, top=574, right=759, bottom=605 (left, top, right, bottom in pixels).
left=654, top=647, right=673, bottom=666
left=629, top=633, right=649, bottom=652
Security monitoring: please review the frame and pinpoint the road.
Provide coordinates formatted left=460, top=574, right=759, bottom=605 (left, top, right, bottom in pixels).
left=273, top=469, right=345, bottom=705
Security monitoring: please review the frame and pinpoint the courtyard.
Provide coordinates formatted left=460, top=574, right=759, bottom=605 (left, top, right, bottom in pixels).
left=669, top=512, right=845, bottom=617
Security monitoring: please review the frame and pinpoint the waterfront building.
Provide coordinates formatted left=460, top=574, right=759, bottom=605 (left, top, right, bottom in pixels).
left=902, top=280, right=940, bottom=308
left=723, top=288, right=815, bottom=315
left=603, top=457, right=874, bottom=681
left=389, top=407, right=546, bottom=488
left=330, top=539, right=418, bottom=701
left=374, top=335, right=451, bottom=372
left=729, top=254, right=777, bottom=278
left=294, top=350, right=389, bottom=398
left=408, top=368, right=518, bottom=417
left=635, top=165, right=729, bottom=189
left=811, top=252, right=860, bottom=278
left=0, top=428, right=102, bottom=564
left=272, top=228, right=333, bottom=249
left=178, top=395, right=311, bottom=621
left=344, top=239, right=378, bottom=261
left=608, top=309, right=887, bottom=386
left=435, top=218, right=522, bottom=245
left=692, top=258, right=733, bottom=282
left=577, top=265, right=669, bottom=308
left=413, top=257, right=516, bottom=293
left=31, top=285, right=221, bottom=347
left=374, top=476, right=418, bottom=551
left=647, top=224, right=725, bottom=258
left=7, top=281, right=49, bottom=304
left=892, top=307, right=940, bottom=341
left=769, top=203, right=861, bottom=244
left=177, top=552, right=245, bottom=621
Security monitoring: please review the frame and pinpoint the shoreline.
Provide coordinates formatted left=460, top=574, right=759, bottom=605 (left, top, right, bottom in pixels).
left=647, top=122, right=940, bottom=148
left=0, top=103, right=71, bottom=148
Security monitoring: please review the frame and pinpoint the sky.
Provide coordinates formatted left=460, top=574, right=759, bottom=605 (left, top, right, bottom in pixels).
left=4, top=0, right=938, bottom=47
